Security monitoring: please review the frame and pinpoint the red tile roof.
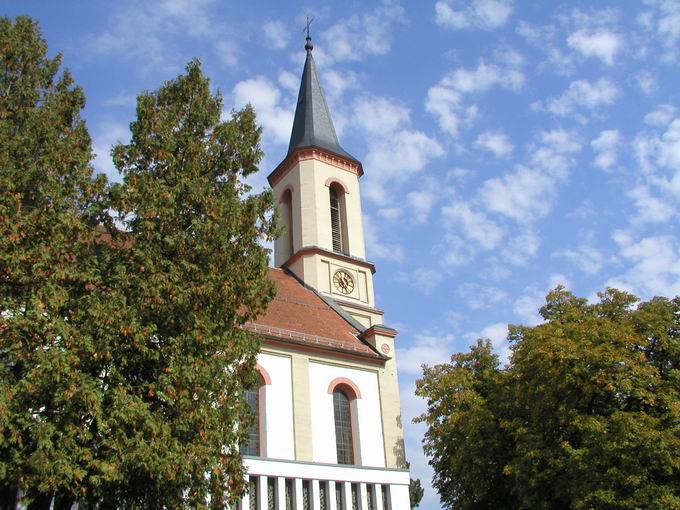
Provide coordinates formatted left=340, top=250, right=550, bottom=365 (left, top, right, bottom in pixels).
left=244, top=268, right=381, bottom=360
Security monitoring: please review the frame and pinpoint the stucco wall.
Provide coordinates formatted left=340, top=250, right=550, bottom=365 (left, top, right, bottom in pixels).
left=308, top=361, right=386, bottom=467
left=257, top=352, right=295, bottom=460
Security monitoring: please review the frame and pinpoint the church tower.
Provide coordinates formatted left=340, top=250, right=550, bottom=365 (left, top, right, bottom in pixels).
left=237, top=32, right=410, bottom=510
left=269, top=35, right=382, bottom=328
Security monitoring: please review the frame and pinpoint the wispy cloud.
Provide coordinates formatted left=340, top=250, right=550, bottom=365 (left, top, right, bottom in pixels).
left=591, top=129, right=622, bottom=170
left=567, top=29, right=622, bottom=65
left=538, top=78, right=621, bottom=120
left=435, top=0, right=513, bottom=30
left=427, top=50, right=524, bottom=138
left=319, top=1, right=406, bottom=63
left=263, top=20, right=289, bottom=50
left=85, top=0, right=237, bottom=73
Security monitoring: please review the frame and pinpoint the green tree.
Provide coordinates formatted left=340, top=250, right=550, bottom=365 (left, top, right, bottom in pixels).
left=416, top=287, right=680, bottom=510
left=0, top=16, right=109, bottom=509
left=1, top=16, right=277, bottom=509
left=409, top=477, right=424, bottom=508
left=98, top=60, right=276, bottom=509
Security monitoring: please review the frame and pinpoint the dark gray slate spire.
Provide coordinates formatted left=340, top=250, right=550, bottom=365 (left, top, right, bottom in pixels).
left=287, top=36, right=357, bottom=162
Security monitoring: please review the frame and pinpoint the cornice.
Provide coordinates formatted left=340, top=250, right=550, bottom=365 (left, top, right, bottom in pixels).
left=283, top=246, right=376, bottom=274
left=268, top=146, right=364, bottom=187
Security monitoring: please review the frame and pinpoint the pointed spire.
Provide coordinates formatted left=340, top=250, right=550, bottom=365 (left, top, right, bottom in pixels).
left=286, top=30, right=357, bottom=162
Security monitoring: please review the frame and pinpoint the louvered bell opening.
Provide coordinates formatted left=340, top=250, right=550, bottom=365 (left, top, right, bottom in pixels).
left=329, top=188, right=342, bottom=253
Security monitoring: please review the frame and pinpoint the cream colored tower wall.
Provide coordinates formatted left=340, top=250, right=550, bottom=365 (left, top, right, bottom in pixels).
left=273, top=166, right=301, bottom=268
left=274, top=158, right=366, bottom=259
left=272, top=157, right=376, bottom=307
left=307, top=159, right=366, bottom=258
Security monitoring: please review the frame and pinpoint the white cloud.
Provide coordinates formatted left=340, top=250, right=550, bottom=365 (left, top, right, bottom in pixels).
left=513, top=288, right=545, bottom=326
left=631, top=70, right=658, bottom=95
left=363, top=215, right=405, bottom=262
left=322, top=69, right=361, bottom=102
left=427, top=58, right=523, bottom=138
left=628, top=185, right=675, bottom=224
left=352, top=95, right=410, bottom=134
left=397, top=268, right=444, bottom=296
left=542, top=78, right=621, bottom=118
left=517, top=21, right=576, bottom=76
left=406, top=179, right=441, bottom=223
left=591, top=129, right=622, bottom=170
left=231, top=76, right=294, bottom=147
left=397, top=332, right=456, bottom=374
left=435, top=0, right=513, bottom=30
left=92, top=121, right=130, bottom=182
left=363, top=131, right=444, bottom=201
left=514, top=274, right=571, bottom=326
left=458, top=283, right=509, bottom=309
left=608, top=233, right=680, bottom=298
left=86, top=0, right=236, bottom=73
left=442, top=202, right=505, bottom=250
left=638, top=0, right=680, bottom=62
left=567, top=29, right=622, bottom=65
left=479, top=165, right=556, bottom=223
left=263, top=20, right=288, bottom=50
left=465, top=322, right=510, bottom=363
left=320, top=2, right=406, bottom=63
left=277, top=71, right=299, bottom=95
left=215, top=39, right=239, bottom=67
left=425, top=86, right=466, bottom=138
left=353, top=94, right=444, bottom=204
left=644, top=104, right=677, bottom=127
left=442, top=61, right=524, bottom=94
left=440, top=234, right=475, bottom=268
left=474, top=130, right=514, bottom=158
left=502, top=228, right=541, bottom=265
left=634, top=118, right=680, bottom=198
left=554, top=244, right=612, bottom=276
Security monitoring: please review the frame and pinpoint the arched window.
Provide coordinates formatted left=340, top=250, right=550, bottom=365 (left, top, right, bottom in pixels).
left=329, top=187, right=342, bottom=253
left=241, top=366, right=270, bottom=457
left=328, top=184, right=349, bottom=254
left=333, top=388, right=354, bottom=464
left=242, top=385, right=260, bottom=456
left=279, top=189, right=294, bottom=262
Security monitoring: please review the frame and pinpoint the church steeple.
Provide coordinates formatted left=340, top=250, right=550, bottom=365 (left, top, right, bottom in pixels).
left=287, top=34, right=357, bottom=162
left=269, top=31, right=379, bottom=319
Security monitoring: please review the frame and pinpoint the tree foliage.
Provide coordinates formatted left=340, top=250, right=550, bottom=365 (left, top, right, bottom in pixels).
left=0, top=15, right=108, bottom=509
left=1, top=16, right=276, bottom=509
left=416, top=287, right=680, bottom=510
left=409, top=477, right=424, bottom=509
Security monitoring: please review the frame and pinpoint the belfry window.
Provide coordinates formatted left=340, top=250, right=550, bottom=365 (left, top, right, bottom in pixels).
left=329, top=187, right=343, bottom=253
left=329, top=183, right=350, bottom=255
left=281, top=189, right=294, bottom=259
left=333, top=389, right=354, bottom=464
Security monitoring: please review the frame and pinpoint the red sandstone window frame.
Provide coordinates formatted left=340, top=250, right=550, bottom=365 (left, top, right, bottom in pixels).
left=328, top=377, right=362, bottom=465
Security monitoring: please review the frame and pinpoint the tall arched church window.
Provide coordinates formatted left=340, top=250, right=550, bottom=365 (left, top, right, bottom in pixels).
left=329, top=184, right=348, bottom=254
left=242, top=385, right=260, bottom=456
left=333, top=389, right=354, bottom=464
left=241, top=367, right=269, bottom=457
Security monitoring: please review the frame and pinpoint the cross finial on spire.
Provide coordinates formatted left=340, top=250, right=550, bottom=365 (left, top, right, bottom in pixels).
left=304, top=16, right=314, bottom=54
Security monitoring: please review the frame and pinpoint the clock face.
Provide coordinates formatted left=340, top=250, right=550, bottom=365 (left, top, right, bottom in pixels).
left=333, top=270, right=355, bottom=294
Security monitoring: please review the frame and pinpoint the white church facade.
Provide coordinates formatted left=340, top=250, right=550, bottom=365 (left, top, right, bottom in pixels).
left=239, top=35, right=411, bottom=510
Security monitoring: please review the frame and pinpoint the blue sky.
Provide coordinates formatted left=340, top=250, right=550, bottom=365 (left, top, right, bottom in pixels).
left=4, top=1, right=680, bottom=508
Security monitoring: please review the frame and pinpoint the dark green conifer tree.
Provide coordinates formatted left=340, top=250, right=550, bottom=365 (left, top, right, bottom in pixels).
left=1, top=16, right=277, bottom=509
